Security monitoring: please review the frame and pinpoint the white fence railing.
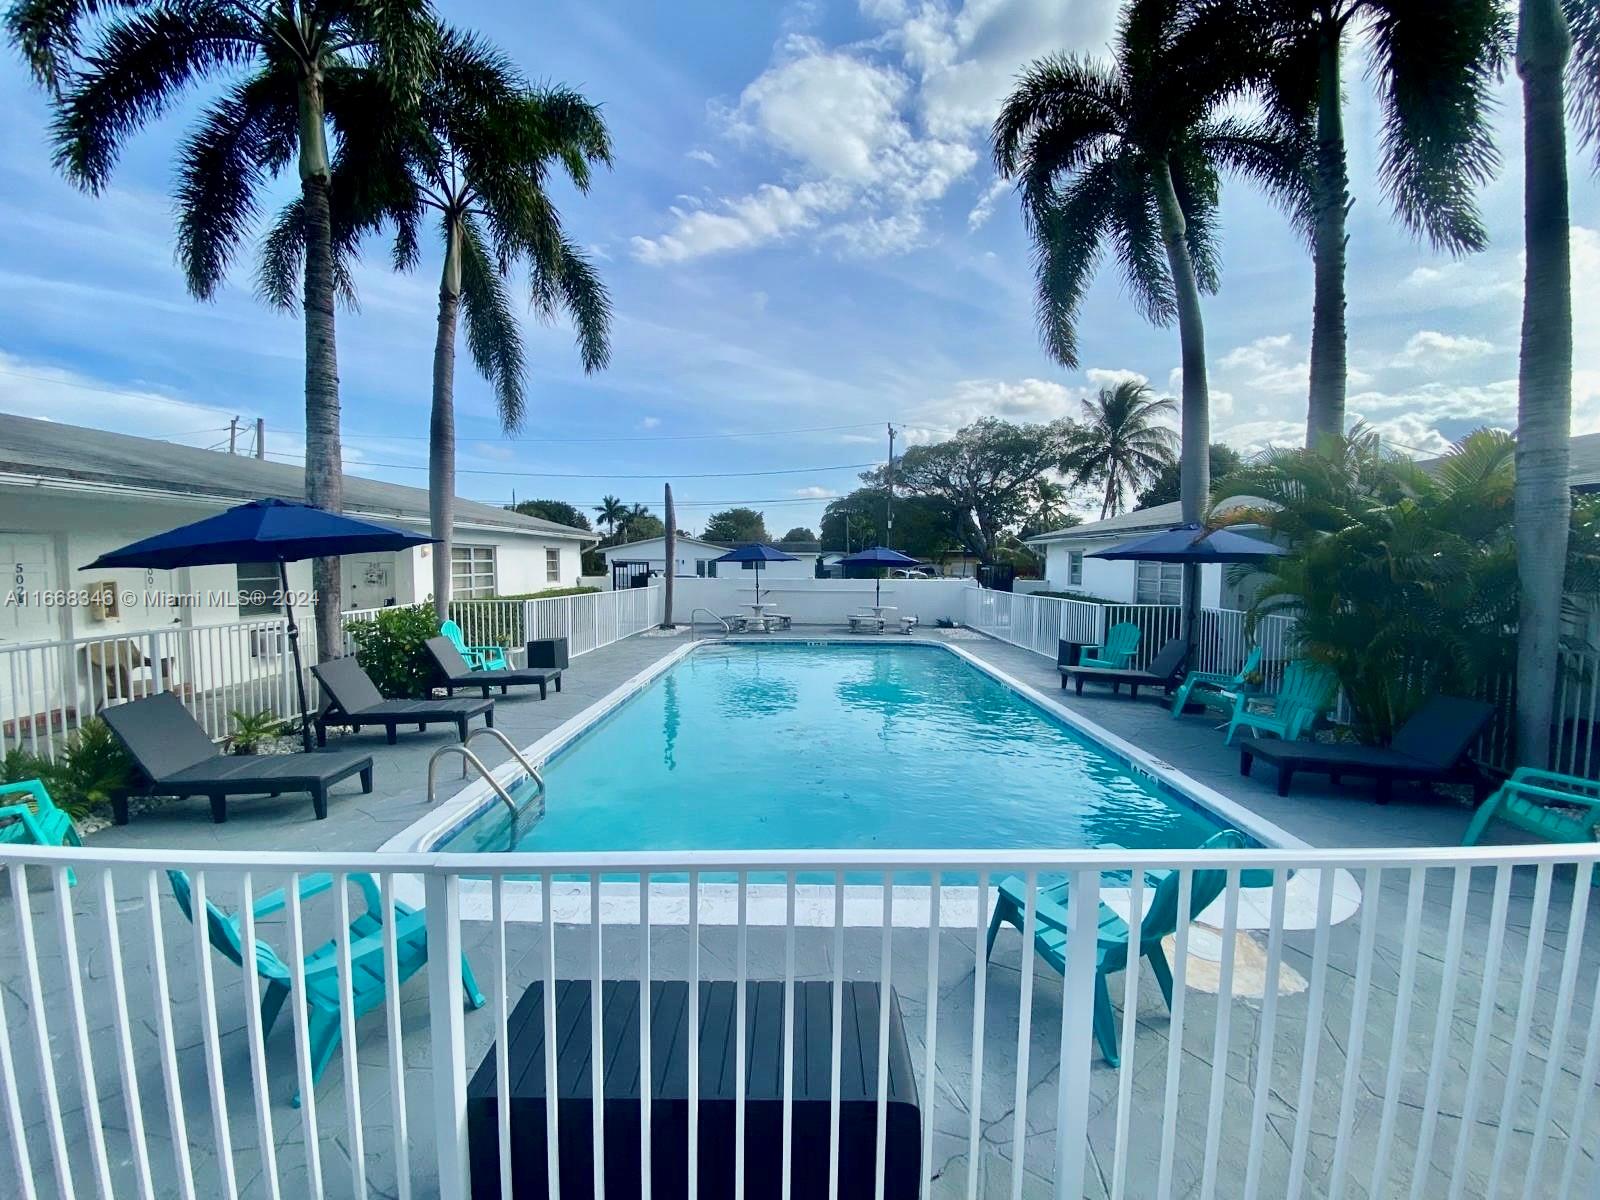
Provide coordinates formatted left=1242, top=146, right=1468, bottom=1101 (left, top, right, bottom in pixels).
left=1, top=840, right=1597, bottom=1198
left=1, top=587, right=663, bottom=762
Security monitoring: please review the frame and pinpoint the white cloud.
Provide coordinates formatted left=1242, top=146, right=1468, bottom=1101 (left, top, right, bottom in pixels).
left=630, top=181, right=849, bottom=264
left=793, top=485, right=835, bottom=498
left=967, top=176, right=1012, bottom=231
left=686, top=148, right=720, bottom=167
left=907, top=376, right=1081, bottom=438
left=1086, top=367, right=1149, bottom=390
left=638, top=416, right=662, bottom=430
left=1393, top=330, right=1496, bottom=370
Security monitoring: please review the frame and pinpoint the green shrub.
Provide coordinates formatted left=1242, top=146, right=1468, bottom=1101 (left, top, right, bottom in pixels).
left=226, top=709, right=284, bottom=754
left=345, top=602, right=440, bottom=698
left=1027, top=590, right=1107, bottom=604
left=1, top=718, right=132, bottom=820
left=495, top=586, right=600, bottom=601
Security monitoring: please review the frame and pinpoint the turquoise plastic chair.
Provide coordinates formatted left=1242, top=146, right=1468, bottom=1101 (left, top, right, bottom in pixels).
left=987, top=829, right=1248, bottom=1066
left=167, top=869, right=485, bottom=1105
left=440, top=619, right=509, bottom=671
left=1223, top=659, right=1338, bottom=746
left=1463, top=768, right=1600, bottom=849
left=0, top=779, right=81, bottom=884
left=1081, top=622, right=1140, bottom=669
left=1170, top=645, right=1263, bottom=718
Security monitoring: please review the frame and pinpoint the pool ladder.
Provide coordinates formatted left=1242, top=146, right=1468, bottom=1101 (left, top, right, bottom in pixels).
left=426, top=726, right=546, bottom=817
left=690, top=607, right=732, bottom=639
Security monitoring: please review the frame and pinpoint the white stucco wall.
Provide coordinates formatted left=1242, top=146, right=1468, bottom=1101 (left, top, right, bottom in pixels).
left=603, top=538, right=818, bottom=580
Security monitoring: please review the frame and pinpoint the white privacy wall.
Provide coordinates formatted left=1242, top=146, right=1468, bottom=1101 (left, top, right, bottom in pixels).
left=666, top=577, right=972, bottom=625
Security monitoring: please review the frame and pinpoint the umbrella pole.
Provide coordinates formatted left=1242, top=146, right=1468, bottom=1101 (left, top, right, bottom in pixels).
left=280, top=562, right=315, bottom=753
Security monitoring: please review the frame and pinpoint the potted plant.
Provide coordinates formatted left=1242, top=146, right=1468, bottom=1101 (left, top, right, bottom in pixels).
left=227, top=710, right=283, bottom=755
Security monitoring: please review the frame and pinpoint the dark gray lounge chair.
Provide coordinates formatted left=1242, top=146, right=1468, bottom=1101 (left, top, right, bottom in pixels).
left=1240, top=695, right=1495, bottom=803
left=312, top=657, right=493, bottom=746
left=424, top=637, right=562, bottom=700
left=1060, top=638, right=1190, bottom=698
left=101, top=692, right=373, bottom=825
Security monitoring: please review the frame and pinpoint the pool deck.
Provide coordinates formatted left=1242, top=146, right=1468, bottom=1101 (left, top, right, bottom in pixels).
left=3, top=626, right=1591, bottom=1199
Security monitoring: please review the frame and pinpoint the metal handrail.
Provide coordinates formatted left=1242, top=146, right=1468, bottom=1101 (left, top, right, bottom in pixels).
left=426, top=744, right=526, bottom=815
left=690, top=607, right=731, bottom=639
left=462, top=725, right=546, bottom=799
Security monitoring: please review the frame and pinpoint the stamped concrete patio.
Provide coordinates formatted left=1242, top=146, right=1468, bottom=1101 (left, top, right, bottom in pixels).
left=0, top=626, right=1592, bottom=1198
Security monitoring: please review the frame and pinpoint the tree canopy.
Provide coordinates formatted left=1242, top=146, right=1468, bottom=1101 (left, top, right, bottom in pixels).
left=861, top=418, right=1077, bottom=563
left=702, top=507, right=769, bottom=543
left=781, top=526, right=817, bottom=543
left=1135, top=443, right=1245, bottom=510
left=820, top=488, right=963, bottom=561
left=512, top=499, right=591, bottom=531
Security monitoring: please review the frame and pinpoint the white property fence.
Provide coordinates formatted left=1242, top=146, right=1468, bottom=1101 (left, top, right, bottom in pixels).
left=2, top=587, right=663, bottom=761
left=1, top=841, right=1599, bottom=1198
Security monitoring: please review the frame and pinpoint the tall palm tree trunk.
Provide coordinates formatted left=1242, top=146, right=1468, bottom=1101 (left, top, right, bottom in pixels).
left=1513, top=0, right=1574, bottom=769
left=298, top=76, right=343, bottom=661
left=662, top=483, right=676, bottom=627
left=1153, top=159, right=1211, bottom=641
left=430, top=222, right=464, bottom=616
left=1306, top=28, right=1350, bottom=450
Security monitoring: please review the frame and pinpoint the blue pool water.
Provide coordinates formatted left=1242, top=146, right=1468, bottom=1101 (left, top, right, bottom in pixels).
left=441, top=642, right=1226, bottom=860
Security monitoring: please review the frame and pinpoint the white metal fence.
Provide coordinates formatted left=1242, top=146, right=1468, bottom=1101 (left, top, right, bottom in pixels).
left=1, top=587, right=663, bottom=762
left=1, top=841, right=1597, bottom=1198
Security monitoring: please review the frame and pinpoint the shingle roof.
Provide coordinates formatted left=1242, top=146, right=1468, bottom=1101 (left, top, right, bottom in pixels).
left=0, top=412, right=595, bottom=539
left=1025, top=501, right=1184, bottom=544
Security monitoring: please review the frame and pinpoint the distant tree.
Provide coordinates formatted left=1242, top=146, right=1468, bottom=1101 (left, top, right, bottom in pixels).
left=1067, top=381, right=1180, bottom=519
left=594, top=495, right=627, bottom=535
left=1030, top=478, right=1072, bottom=531
left=703, top=507, right=769, bottom=543
left=1135, top=443, right=1245, bottom=510
left=781, top=526, right=817, bottom=543
left=864, top=418, right=1076, bottom=563
left=821, top=488, right=962, bottom=561
left=512, top=499, right=592, bottom=530
left=618, top=511, right=663, bottom=541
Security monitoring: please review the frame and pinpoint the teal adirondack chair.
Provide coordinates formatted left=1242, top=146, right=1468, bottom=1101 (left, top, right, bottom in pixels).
left=987, top=829, right=1248, bottom=1066
left=167, top=869, right=485, bottom=1105
left=0, top=779, right=81, bottom=884
left=440, top=619, right=509, bottom=671
left=1223, top=659, right=1338, bottom=746
left=1462, top=768, right=1600, bottom=849
left=1170, top=645, right=1264, bottom=718
left=1081, top=622, right=1140, bottom=669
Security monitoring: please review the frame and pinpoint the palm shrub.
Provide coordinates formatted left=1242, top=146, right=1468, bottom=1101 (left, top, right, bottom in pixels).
left=345, top=603, right=439, bottom=698
left=1216, top=427, right=1600, bottom=747
left=1, top=720, right=132, bottom=820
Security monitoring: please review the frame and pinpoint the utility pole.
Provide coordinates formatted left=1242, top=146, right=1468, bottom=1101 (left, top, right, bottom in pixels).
left=885, top=422, right=896, bottom=549
left=228, top=416, right=240, bottom=454
left=254, top=418, right=265, bottom=459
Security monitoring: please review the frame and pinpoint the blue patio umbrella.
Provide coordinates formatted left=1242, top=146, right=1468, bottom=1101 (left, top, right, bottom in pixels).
left=713, top=543, right=799, bottom=607
left=85, top=498, right=436, bottom=750
left=1085, top=522, right=1286, bottom=565
left=839, top=545, right=922, bottom=606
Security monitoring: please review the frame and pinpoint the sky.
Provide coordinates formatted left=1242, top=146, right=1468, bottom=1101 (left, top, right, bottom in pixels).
left=1, top=0, right=1597, bottom=536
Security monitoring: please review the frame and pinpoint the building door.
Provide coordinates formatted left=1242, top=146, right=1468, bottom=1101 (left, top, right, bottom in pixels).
left=0, top=534, right=59, bottom=644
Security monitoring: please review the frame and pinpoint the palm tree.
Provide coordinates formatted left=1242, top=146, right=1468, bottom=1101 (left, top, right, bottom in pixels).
left=1236, top=0, right=1504, bottom=448
left=1512, top=0, right=1595, bottom=766
left=595, top=495, right=628, bottom=536
left=262, top=29, right=612, bottom=610
left=994, top=0, right=1307, bottom=635
left=1068, top=382, right=1179, bottom=519
left=1030, top=478, right=1071, bottom=530
left=8, top=0, right=435, bottom=658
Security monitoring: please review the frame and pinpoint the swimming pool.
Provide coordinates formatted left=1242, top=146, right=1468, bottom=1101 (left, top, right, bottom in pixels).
left=430, top=641, right=1237, bottom=860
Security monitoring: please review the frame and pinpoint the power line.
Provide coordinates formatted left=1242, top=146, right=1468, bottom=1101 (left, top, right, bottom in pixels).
left=260, top=450, right=880, bottom=479
left=332, top=419, right=894, bottom=444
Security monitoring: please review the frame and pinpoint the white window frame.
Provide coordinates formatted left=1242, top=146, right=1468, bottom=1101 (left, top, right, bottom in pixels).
left=545, top=547, right=561, bottom=584
left=236, top=562, right=281, bottom=617
left=451, top=544, right=497, bottom=599
left=1067, top=550, right=1083, bottom=587
left=1135, top=560, right=1184, bottom=605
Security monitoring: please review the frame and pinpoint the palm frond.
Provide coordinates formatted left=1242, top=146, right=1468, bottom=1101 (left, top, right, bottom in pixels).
left=1029, top=162, right=1119, bottom=367
left=991, top=52, right=1123, bottom=214
left=49, top=1, right=258, bottom=191
left=457, top=213, right=525, bottom=432
left=1570, top=0, right=1600, bottom=163
left=1201, top=113, right=1315, bottom=241
left=5, top=0, right=136, bottom=90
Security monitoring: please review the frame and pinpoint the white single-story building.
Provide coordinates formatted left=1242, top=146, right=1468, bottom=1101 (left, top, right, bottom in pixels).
left=601, top=535, right=819, bottom=581
left=1024, top=499, right=1269, bottom=609
left=0, top=411, right=595, bottom=650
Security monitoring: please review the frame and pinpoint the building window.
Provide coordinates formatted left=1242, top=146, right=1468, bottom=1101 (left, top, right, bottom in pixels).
left=1135, top=561, right=1184, bottom=605
left=741, top=560, right=757, bottom=571
left=1067, top=550, right=1083, bottom=587
left=237, top=562, right=280, bottom=617
left=451, top=545, right=497, bottom=598
left=545, top=548, right=560, bottom=584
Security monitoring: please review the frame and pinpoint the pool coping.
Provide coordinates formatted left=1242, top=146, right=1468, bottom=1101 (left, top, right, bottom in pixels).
left=381, top=635, right=1305, bottom=858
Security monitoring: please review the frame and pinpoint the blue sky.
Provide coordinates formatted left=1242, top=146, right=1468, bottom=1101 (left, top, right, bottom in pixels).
left=1, top=0, right=1596, bottom=535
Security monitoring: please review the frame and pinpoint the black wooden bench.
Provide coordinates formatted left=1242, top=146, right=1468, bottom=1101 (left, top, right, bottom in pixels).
left=467, top=979, right=921, bottom=1199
